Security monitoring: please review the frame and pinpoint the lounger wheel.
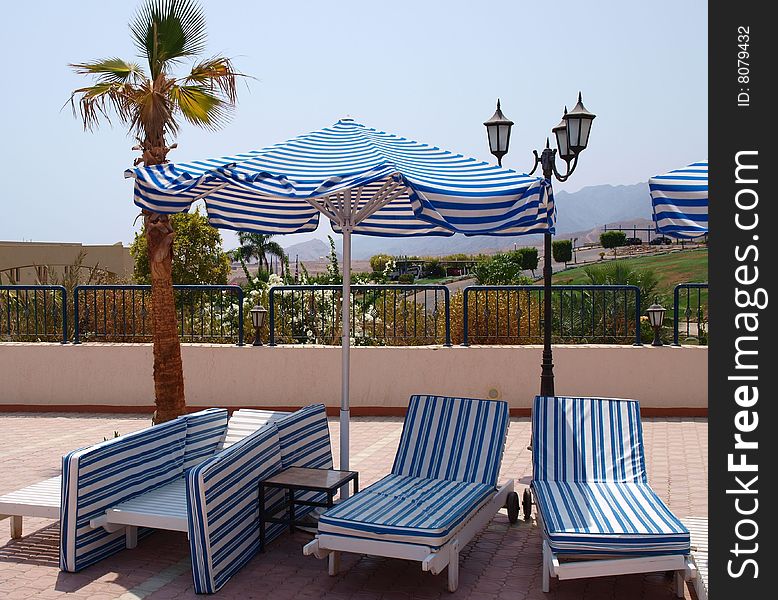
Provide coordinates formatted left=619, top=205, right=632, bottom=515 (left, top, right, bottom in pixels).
left=522, top=488, right=532, bottom=520
left=506, top=492, right=520, bottom=524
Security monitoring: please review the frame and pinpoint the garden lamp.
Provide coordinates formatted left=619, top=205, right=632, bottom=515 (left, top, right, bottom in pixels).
left=250, top=304, right=267, bottom=346
left=646, top=299, right=666, bottom=346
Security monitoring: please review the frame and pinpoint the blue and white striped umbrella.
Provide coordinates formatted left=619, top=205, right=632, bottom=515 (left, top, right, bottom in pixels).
left=125, top=118, right=554, bottom=237
left=125, top=118, right=554, bottom=482
left=650, top=161, right=707, bottom=239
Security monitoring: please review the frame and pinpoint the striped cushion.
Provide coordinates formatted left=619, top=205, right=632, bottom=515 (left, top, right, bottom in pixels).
left=318, top=474, right=493, bottom=548
left=186, top=422, right=284, bottom=594
left=183, top=408, right=229, bottom=470
left=392, top=395, right=509, bottom=487
left=60, top=418, right=187, bottom=572
left=531, top=396, right=689, bottom=557
left=275, top=404, right=332, bottom=517
left=275, top=404, right=332, bottom=470
left=532, top=396, right=646, bottom=483
left=532, top=481, right=690, bottom=555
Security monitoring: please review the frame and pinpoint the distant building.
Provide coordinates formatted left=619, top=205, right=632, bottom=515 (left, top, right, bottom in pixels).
left=0, top=241, right=133, bottom=285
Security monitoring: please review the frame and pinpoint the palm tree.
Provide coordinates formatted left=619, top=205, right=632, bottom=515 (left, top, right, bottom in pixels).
left=235, top=233, right=286, bottom=277
left=69, top=0, right=245, bottom=423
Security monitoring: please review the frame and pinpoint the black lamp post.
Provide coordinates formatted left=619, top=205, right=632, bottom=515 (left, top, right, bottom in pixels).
left=646, top=299, right=666, bottom=346
left=484, top=94, right=596, bottom=397
left=250, top=304, right=267, bottom=346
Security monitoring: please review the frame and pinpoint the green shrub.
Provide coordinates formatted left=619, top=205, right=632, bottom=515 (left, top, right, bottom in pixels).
left=369, top=254, right=393, bottom=273
left=515, top=247, right=539, bottom=276
left=474, top=253, right=532, bottom=285
left=552, top=240, right=573, bottom=265
left=600, top=230, right=627, bottom=249
left=422, top=259, right=446, bottom=279
left=398, top=273, right=415, bottom=284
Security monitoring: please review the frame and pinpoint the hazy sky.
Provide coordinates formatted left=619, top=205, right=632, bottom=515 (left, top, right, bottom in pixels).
left=0, top=0, right=707, bottom=249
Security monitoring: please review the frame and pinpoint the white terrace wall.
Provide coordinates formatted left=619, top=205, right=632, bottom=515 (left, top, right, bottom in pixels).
left=0, top=343, right=707, bottom=413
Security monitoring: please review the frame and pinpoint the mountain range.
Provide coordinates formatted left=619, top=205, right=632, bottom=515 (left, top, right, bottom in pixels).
left=281, top=181, right=653, bottom=260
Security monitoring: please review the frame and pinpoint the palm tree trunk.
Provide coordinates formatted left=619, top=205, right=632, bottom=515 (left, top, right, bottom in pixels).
left=144, top=210, right=186, bottom=423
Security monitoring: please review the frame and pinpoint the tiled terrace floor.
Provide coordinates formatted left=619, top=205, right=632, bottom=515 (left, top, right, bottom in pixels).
left=0, top=414, right=707, bottom=599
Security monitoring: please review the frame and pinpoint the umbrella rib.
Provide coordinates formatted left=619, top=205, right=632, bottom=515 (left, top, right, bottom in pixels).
left=192, top=181, right=229, bottom=203
left=304, top=195, right=342, bottom=226
left=354, top=181, right=406, bottom=224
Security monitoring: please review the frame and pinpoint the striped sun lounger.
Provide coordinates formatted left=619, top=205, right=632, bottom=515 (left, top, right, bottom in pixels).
left=530, top=396, right=697, bottom=595
left=55, top=404, right=331, bottom=594
left=304, top=395, right=516, bottom=592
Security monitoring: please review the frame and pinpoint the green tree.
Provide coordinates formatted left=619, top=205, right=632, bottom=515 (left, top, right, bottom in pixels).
left=552, top=240, right=573, bottom=267
left=70, top=0, right=246, bottom=422
left=515, top=247, right=539, bottom=277
left=131, top=210, right=230, bottom=285
left=474, top=252, right=531, bottom=285
left=369, top=254, right=393, bottom=274
left=600, top=231, right=627, bottom=256
left=233, top=233, right=286, bottom=279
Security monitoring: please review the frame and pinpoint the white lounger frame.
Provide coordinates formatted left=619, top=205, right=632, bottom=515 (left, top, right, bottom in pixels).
left=0, top=408, right=281, bottom=544
left=304, top=480, right=514, bottom=592
left=0, top=476, right=61, bottom=538
left=536, top=508, right=697, bottom=597
left=87, top=409, right=286, bottom=548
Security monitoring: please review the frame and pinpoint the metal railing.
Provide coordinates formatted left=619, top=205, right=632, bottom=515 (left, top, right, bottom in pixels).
left=673, top=283, right=708, bottom=345
left=461, top=285, right=642, bottom=346
left=268, top=285, right=451, bottom=346
left=73, top=285, right=244, bottom=345
left=0, top=285, right=68, bottom=343
left=1, top=282, right=714, bottom=348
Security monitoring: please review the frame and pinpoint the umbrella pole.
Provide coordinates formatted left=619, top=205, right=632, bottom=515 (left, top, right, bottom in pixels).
left=340, top=227, right=351, bottom=498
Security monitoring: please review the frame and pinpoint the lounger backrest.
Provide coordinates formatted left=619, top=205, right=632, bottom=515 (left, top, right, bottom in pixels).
left=532, top=395, right=647, bottom=483
left=183, top=408, right=229, bottom=469
left=392, top=395, right=509, bottom=487
left=219, top=409, right=289, bottom=450
left=60, top=418, right=187, bottom=572
left=186, top=421, right=283, bottom=593
left=275, top=404, right=332, bottom=469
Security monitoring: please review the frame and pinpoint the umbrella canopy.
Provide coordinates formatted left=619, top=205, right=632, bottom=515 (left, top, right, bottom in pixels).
left=127, top=118, right=554, bottom=236
left=126, top=118, right=553, bottom=484
left=649, top=160, right=708, bottom=239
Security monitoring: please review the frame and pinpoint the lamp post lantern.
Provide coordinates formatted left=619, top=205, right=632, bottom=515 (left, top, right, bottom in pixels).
left=483, top=100, right=514, bottom=167
left=484, top=94, right=596, bottom=397
left=250, top=304, right=267, bottom=346
left=646, top=299, right=666, bottom=346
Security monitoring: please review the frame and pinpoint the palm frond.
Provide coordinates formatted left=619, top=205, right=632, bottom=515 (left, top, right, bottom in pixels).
left=183, top=56, right=242, bottom=104
left=70, top=58, right=146, bottom=84
left=169, top=83, right=230, bottom=130
left=264, top=241, right=287, bottom=260
left=131, top=0, right=207, bottom=77
left=130, top=76, right=179, bottom=139
left=68, top=81, right=138, bottom=131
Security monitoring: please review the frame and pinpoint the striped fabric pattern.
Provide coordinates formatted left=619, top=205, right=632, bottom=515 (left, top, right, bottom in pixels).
left=186, top=423, right=284, bottom=594
left=531, top=396, right=689, bottom=555
left=532, top=396, right=646, bottom=483
left=126, top=119, right=554, bottom=238
left=183, top=408, right=229, bottom=470
left=320, top=396, right=508, bottom=547
left=533, top=482, right=690, bottom=554
left=392, top=395, right=509, bottom=487
left=275, top=404, right=332, bottom=470
left=318, top=474, right=492, bottom=547
left=60, top=418, right=187, bottom=572
left=650, top=161, right=708, bottom=239
left=275, top=404, right=333, bottom=516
